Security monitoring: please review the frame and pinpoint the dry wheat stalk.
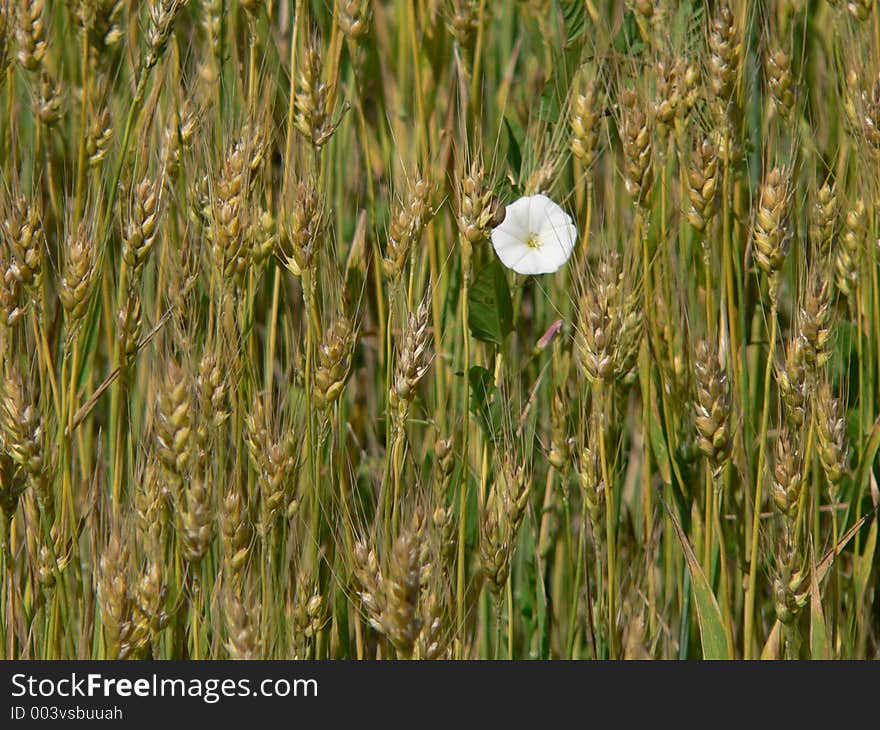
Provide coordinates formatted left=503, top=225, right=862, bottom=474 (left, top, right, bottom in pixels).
left=155, top=358, right=194, bottom=487
left=848, top=0, right=872, bottom=21
left=390, top=299, right=432, bottom=428
left=145, top=0, right=186, bottom=70
left=692, top=340, right=732, bottom=476
left=708, top=0, right=741, bottom=109
left=338, top=0, right=371, bottom=40
left=776, top=337, right=809, bottom=429
left=457, top=160, right=501, bottom=275
left=809, top=180, right=838, bottom=260
left=771, top=427, right=807, bottom=626
left=620, top=87, right=654, bottom=208
left=282, top=180, right=323, bottom=276
left=549, top=388, right=571, bottom=472
left=0, top=2, right=11, bottom=79
left=798, top=269, right=833, bottom=375
left=221, top=486, right=252, bottom=586
left=447, top=0, right=479, bottom=46
left=686, top=135, right=720, bottom=233
left=313, top=315, right=356, bottom=411
left=59, top=218, right=97, bottom=325
left=577, top=430, right=605, bottom=527
left=1, top=193, right=44, bottom=297
left=129, top=557, right=168, bottom=659
left=97, top=525, right=133, bottom=659
left=294, top=33, right=342, bottom=149
left=34, top=68, right=61, bottom=126
left=766, top=48, right=795, bottom=121
left=292, top=570, right=323, bottom=657
left=0, top=368, right=50, bottom=514
left=211, top=137, right=250, bottom=286
left=383, top=177, right=432, bottom=284
left=14, top=0, right=46, bottom=71
left=653, top=51, right=688, bottom=130
left=480, top=461, right=530, bottom=596
left=224, top=585, right=261, bottom=659
left=815, top=381, right=848, bottom=503
left=86, top=108, right=113, bottom=167
left=178, top=467, right=214, bottom=565
left=753, top=166, right=790, bottom=299
left=836, top=197, right=866, bottom=300
left=352, top=510, right=445, bottom=658
left=245, top=401, right=298, bottom=521
left=576, top=252, right=642, bottom=384
left=570, top=76, right=602, bottom=171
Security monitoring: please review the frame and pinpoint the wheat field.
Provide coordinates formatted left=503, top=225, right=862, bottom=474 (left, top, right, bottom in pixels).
left=0, top=0, right=878, bottom=661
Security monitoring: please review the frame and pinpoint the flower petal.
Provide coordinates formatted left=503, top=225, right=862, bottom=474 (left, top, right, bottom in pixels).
left=527, top=194, right=567, bottom=233
left=534, top=224, right=577, bottom=272
left=506, top=245, right=555, bottom=275
left=491, top=194, right=578, bottom=275
left=537, top=208, right=575, bottom=237
left=512, top=249, right=551, bottom=276
left=539, top=222, right=577, bottom=257
left=499, top=196, right=532, bottom=238
left=491, top=227, right=531, bottom=270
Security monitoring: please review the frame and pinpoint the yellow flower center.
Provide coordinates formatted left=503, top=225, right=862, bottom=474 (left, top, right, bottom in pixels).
left=525, top=232, right=542, bottom=249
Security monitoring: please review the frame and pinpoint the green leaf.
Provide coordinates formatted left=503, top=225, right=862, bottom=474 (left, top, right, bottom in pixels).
left=468, top=366, right=503, bottom=444
left=537, top=2, right=590, bottom=124
left=638, top=346, right=672, bottom=487
left=503, top=116, right=524, bottom=179
left=536, top=83, right=563, bottom=123
left=853, top=513, right=877, bottom=612
left=809, top=548, right=830, bottom=660
left=518, top=525, right=539, bottom=657
left=664, top=502, right=732, bottom=660
left=613, top=11, right=645, bottom=55
left=857, top=415, right=880, bottom=496
left=647, top=344, right=690, bottom=509
left=76, top=290, right=104, bottom=392
left=828, top=318, right=857, bottom=389
left=845, top=415, right=880, bottom=529
left=760, top=623, right=782, bottom=660
left=468, top=259, right=514, bottom=345
left=536, top=557, right=550, bottom=659
left=670, top=0, right=704, bottom=47
left=558, top=0, right=587, bottom=44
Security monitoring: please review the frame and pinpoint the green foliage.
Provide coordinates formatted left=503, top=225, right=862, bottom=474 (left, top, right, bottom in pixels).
left=666, top=504, right=731, bottom=660
left=468, top=365, right=503, bottom=444
left=467, top=259, right=514, bottom=346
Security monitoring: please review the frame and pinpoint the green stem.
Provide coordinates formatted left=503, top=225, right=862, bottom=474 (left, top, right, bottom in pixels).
left=74, top=33, right=90, bottom=220
left=744, top=298, right=778, bottom=659
left=455, top=271, right=471, bottom=658
left=596, top=379, right=616, bottom=659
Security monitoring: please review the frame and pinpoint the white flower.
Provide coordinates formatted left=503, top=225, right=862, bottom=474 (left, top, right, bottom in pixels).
left=490, top=194, right=577, bottom=275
